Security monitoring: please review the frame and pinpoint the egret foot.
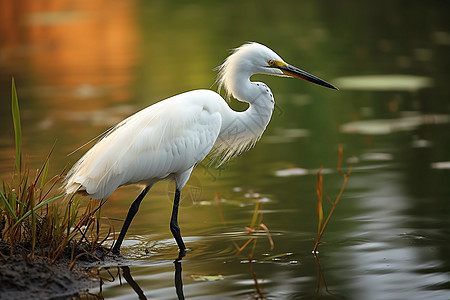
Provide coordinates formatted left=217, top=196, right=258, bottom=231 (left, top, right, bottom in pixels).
left=111, top=246, right=121, bottom=256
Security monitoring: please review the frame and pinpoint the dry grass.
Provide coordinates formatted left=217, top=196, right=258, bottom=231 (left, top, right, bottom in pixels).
left=0, top=78, right=110, bottom=265
left=313, top=146, right=352, bottom=253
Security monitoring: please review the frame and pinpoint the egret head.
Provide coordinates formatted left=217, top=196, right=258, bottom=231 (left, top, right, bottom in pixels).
left=216, top=42, right=337, bottom=99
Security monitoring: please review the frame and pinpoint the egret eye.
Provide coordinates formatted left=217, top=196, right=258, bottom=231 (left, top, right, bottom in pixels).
left=268, top=59, right=275, bottom=66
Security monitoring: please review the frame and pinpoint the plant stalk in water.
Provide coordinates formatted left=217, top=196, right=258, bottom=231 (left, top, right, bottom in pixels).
left=313, top=146, right=352, bottom=253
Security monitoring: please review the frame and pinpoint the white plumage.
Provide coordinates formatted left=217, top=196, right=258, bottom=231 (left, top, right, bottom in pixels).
left=64, top=42, right=337, bottom=256
left=66, top=90, right=223, bottom=199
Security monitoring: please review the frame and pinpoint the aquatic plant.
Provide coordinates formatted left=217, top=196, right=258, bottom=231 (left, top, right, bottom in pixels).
left=0, top=78, right=109, bottom=263
left=313, top=146, right=352, bottom=253
left=215, top=192, right=274, bottom=258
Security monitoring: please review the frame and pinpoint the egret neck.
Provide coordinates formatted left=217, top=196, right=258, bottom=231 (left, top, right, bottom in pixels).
left=215, top=80, right=275, bottom=165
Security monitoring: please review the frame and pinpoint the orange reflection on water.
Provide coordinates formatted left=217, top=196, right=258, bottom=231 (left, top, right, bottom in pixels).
left=1, top=0, right=139, bottom=110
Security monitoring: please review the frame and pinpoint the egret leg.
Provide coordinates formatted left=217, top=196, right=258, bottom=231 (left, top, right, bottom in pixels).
left=112, top=185, right=151, bottom=255
left=170, top=188, right=186, bottom=257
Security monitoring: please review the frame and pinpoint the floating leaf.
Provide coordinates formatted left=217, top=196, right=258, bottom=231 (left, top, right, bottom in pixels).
left=333, top=75, right=433, bottom=92
left=360, top=153, right=393, bottom=161
left=431, top=161, right=450, bottom=169
left=274, top=168, right=308, bottom=177
left=262, top=252, right=294, bottom=261
left=340, top=114, right=450, bottom=135
left=264, top=128, right=310, bottom=143
left=190, top=274, right=224, bottom=281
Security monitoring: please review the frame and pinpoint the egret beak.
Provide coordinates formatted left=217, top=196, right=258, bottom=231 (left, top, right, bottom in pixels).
left=275, top=62, right=338, bottom=90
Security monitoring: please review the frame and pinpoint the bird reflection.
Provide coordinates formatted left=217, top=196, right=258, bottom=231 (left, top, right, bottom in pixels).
left=108, top=257, right=185, bottom=300
left=174, top=258, right=185, bottom=300
left=121, top=266, right=146, bottom=300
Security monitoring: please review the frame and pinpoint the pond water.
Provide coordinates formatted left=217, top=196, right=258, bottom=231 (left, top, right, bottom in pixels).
left=1, top=1, right=450, bottom=299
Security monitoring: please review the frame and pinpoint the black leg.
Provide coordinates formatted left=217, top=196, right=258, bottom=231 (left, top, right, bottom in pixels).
left=112, top=186, right=151, bottom=255
left=170, top=188, right=186, bottom=257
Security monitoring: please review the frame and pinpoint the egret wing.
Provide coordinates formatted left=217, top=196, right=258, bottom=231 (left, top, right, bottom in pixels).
left=65, top=91, right=222, bottom=199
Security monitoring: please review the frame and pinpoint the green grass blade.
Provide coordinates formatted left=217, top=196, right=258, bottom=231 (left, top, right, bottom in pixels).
left=11, top=78, right=22, bottom=180
left=11, top=191, right=17, bottom=220
left=35, top=140, right=57, bottom=190
left=18, top=173, right=29, bottom=217
left=14, top=194, right=65, bottom=226
left=249, top=201, right=260, bottom=230
left=0, top=190, right=17, bottom=220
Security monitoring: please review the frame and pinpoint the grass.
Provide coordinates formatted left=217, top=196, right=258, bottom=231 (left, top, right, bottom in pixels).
left=313, top=146, right=352, bottom=254
left=0, top=78, right=109, bottom=264
left=215, top=192, right=274, bottom=300
left=215, top=192, right=274, bottom=259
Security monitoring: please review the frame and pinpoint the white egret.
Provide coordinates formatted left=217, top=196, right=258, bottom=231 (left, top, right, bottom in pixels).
left=64, top=42, right=338, bottom=257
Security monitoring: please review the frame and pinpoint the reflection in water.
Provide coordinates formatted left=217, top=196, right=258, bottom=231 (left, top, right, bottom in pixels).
left=313, top=254, right=344, bottom=299
left=97, top=258, right=186, bottom=300
left=121, top=266, right=147, bottom=300
left=330, top=166, right=450, bottom=299
left=0, top=0, right=141, bottom=179
left=173, top=259, right=185, bottom=300
left=1, top=0, right=139, bottom=105
left=248, top=260, right=265, bottom=300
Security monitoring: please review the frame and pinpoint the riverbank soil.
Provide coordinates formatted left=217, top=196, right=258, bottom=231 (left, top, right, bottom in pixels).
left=0, top=242, right=99, bottom=299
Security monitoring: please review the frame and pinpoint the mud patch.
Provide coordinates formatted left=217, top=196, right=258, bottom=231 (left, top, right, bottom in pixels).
left=0, top=241, right=102, bottom=299
left=0, top=254, right=97, bottom=299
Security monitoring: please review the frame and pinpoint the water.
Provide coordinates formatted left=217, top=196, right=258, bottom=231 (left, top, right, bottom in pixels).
left=1, top=1, right=450, bottom=299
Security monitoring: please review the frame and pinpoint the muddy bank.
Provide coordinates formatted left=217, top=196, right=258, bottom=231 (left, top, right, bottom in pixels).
left=0, top=241, right=106, bottom=299
left=0, top=254, right=97, bottom=300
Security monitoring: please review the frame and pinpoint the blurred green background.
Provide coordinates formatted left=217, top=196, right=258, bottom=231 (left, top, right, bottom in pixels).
left=1, top=1, right=449, bottom=299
